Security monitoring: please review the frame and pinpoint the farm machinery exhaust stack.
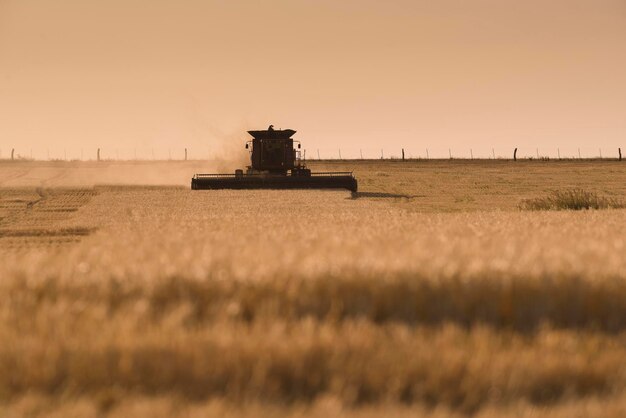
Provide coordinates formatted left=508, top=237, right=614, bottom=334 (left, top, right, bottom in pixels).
left=191, top=127, right=357, bottom=192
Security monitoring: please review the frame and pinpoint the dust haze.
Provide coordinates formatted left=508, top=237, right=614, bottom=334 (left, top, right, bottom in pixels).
left=0, top=133, right=250, bottom=187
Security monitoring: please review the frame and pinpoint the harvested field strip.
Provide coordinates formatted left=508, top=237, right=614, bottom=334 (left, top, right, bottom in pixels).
left=0, top=227, right=95, bottom=237
left=0, top=188, right=98, bottom=247
left=0, top=237, right=84, bottom=249
left=35, top=208, right=79, bottom=213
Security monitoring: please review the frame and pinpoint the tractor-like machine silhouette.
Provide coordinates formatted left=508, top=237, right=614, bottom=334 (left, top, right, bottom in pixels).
left=191, top=127, right=357, bottom=191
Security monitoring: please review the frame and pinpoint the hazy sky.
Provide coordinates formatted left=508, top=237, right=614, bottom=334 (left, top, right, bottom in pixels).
left=1, top=0, right=625, bottom=159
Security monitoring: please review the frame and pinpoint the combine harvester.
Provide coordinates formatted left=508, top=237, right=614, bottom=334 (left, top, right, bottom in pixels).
left=191, top=126, right=357, bottom=192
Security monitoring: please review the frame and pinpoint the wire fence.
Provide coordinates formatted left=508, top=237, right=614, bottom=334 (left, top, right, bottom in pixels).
left=0, top=146, right=623, bottom=161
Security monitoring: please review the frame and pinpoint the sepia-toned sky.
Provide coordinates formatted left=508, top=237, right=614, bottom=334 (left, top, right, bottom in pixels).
left=1, top=0, right=625, bottom=159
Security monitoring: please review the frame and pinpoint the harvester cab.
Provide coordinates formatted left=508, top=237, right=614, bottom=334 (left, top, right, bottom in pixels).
left=191, top=127, right=357, bottom=191
left=245, top=128, right=310, bottom=176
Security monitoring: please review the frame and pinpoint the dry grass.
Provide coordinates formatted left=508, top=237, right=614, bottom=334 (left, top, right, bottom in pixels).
left=520, top=188, right=626, bottom=211
left=1, top=160, right=626, bottom=416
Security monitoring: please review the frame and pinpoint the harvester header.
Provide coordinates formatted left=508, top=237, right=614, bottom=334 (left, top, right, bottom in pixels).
left=191, top=126, right=357, bottom=191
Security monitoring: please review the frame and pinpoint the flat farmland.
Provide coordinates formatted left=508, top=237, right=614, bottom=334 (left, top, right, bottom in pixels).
left=1, top=160, right=626, bottom=417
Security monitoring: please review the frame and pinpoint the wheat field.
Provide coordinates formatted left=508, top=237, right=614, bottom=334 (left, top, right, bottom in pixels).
left=1, top=159, right=626, bottom=417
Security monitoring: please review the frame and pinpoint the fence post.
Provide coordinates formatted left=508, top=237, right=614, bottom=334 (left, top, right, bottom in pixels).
left=513, top=148, right=518, bottom=161
left=338, top=149, right=342, bottom=160
left=317, top=149, right=320, bottom=160
left=470, top=149, right=473, bottom=160
left=557, top=148, right=560, bottom=160
left=492, top=148, right=495, bottom=159
left=449, top=148, right=452, bottom=159
left=536, top=148, right=539, bottom=159
left=402, top=148, right=405, bottom=161
left=599, top=148, right=602, bottom=159
left=360, top=149, right=363, bottom=160
left=619, top=148, right=622, bottom=161
left=578, top=148, right=581, bottom=159
left=11, top=148, right=15, bottom=160
left=426, top=148, right=429, bottom=159
left=185, top=148, right=188, bottom=161
left=97, top=148, right=101, bottom=161
left=381, top=149, right=384, bottom=159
